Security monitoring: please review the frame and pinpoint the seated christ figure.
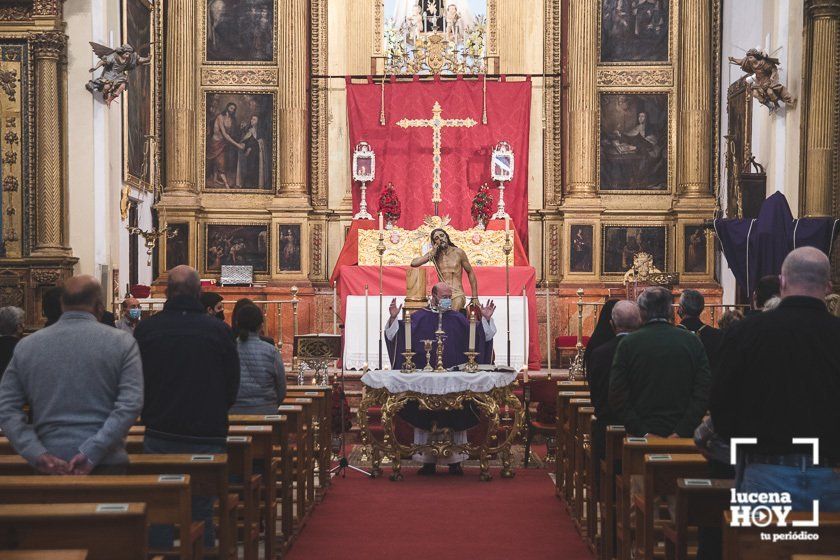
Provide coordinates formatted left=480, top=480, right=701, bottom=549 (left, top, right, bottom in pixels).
left=385, top=282, right=497, bottom=475
left=410, top=228, right=479, bottom=311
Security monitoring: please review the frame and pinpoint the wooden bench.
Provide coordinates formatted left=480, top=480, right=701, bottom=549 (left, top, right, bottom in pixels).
left=124, top=454, right=236, bottom=560
left=270, top=405, right=310, bottom=537
left=572, top=404, right=595, bottom=533
left=286, top=386, right=333, bottom=496
left=0, top=503, right=147, bottom=560
left=282, top=398, right=317, bottom=514
left=226, top=435, right=260, bottom=560
left=554, top=390, right=590, bottom=499
left=0, top=552, right=89, bottom=560
left=616, top=437, right=698, bottom=560
left=723, top=512, right=840, bottom=560
left=632, top=453, right=709, bottom=560
left=565, top=397, right=592, bottom=509
left=663, top=478, right=733, bottom=560
left=0, top=475, right=202, bottom=560
left=600, top=425, right=625, bottom=560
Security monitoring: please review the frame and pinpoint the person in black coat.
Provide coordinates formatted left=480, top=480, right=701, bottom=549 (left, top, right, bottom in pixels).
left=0, top=306, right=23, bottom=377
left=678, top=289, right=723, bottom=367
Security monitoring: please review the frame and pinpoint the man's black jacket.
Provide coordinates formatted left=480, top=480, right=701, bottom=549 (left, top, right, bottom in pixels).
left=587, top=335, right=624, bottom=425
left=135, top=295, right=240, bottom=444
left=710, top=296, right=840, bottom=462
left=680, top=316, right=724, bottom=368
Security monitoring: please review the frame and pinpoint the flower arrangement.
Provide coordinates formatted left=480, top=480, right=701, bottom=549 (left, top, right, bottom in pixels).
left=377, top=182, right=401, bottom=227
left=471, top=183, right=493, bottom=227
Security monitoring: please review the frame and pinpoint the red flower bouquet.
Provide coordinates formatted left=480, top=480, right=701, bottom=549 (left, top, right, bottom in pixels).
left=377, top=182, right=401, bottom=225
left=471, top=183, right=493, bottom=226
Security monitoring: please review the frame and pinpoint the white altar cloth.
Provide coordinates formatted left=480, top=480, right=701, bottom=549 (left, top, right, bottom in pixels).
left=343, top=295, right=528, bottom=371
left=360, top=370, right=517, bottom=395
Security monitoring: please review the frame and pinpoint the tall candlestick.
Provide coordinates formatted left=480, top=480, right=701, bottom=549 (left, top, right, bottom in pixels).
left=378, top=211, right=383, bottom=231
left=468, top=307, right=476, bottom=352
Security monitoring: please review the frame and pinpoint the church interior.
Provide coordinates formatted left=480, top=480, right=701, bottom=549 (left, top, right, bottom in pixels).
left=0, top=0, right=838, bottom=558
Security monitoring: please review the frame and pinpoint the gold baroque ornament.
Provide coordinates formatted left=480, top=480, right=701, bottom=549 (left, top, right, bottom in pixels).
left=29, top=31, right=66, bottom=58
left=32, top=0, right=62, bottom=16
left=357, top=384, right=523, bottom=481
left=596, top=68, right=673, bottom=87
left=0, top=5, right=31, bottom=21
left=357, top=216, right=509, bottom=266
left=31, top=269, right=60, bottom=285
left=201, top=68, right=278, bottom=87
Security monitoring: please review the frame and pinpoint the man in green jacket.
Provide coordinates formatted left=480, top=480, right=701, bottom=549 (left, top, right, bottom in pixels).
left=608, top=287, right=711, bottom=438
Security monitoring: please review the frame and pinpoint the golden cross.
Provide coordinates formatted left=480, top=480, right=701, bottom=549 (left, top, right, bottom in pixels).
left=396, top=101, right=477, bottom=214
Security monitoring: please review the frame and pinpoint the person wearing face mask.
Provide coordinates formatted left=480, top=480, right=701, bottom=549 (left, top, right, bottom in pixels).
left=116, top=297, right=143, bottom=334
left=384, top=281, right=497, bottom=476
left=200, top=292, right=226, bottom=321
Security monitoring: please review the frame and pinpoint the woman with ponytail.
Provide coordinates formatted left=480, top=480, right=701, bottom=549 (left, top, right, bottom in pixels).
left=229, top=303, right=286, bottom=414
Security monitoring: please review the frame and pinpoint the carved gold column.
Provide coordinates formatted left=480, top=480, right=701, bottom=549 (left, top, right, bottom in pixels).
left=278, top=0, right=308, bottom=196
left=802, top=0, right=840, bottom=216
left=567, top=0, right=597, bottom=196
left=164, top=0, right=196, bottom=193
left=31, top=31, right=70, bottom=256
left=678, top=0, right=712, bottom=197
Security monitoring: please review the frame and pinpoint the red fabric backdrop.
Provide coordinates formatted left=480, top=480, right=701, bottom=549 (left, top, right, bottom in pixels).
left=347, top=77, right=532, bottom=249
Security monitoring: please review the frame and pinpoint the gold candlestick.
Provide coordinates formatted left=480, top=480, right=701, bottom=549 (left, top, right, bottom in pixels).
left=434, top=307, right=446, bottom=372
left=400, top=350, right=416, bottom=373
left=463, top=351, right=479, bottom=373
left=422, top=339, right=434, bottom=371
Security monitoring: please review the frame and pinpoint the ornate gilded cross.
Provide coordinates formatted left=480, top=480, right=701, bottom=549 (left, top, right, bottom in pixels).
left=397, top=101, right=477, bottom=214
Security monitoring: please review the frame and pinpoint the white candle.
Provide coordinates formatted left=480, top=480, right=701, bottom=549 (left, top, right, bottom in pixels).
left=405, top=310, right=412, bottom=352
left=468, top=309, right=476, bottom=352
left=378, top=212, right=383, bottom=231
left=504, top=215, right=510, bottom=233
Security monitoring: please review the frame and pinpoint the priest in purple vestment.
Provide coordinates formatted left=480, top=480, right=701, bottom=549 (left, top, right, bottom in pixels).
left=384, top=282, right=497, bottom=475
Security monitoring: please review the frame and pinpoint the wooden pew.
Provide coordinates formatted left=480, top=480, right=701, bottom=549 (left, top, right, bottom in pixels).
left=0, top=503, right=148, bottom=560
left=600, top=425, right=625, bottom=560
left=554, top=390, right=590, bottom=499
left=565, top=397, right=592, bottom=508
left=723, top=512, right=840, bottom=560
left=282, top=398, right=317, bottom=514
left=580, top=406, right=598, bottom=548
left=125, top=454, right=236, bottom=560
left=226, top=435, right=260, bottom=560
left=0, top=475, right=202, bottom=560
left=0, top=552, right=89, bottom=560
left=573, top=405, right=595, bottom=533
left=663, top=478, right=733, bottom=560
left=616, top=437, right=698, bottom=560
left=286, top=385, right=333, bottom=496
left=632, top=453, right=709, bottom=560
left=271, top=405, right=310, bottom=536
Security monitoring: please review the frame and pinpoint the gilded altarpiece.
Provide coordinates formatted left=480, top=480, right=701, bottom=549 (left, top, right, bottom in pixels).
left=0, top=2, right=77, bottom=328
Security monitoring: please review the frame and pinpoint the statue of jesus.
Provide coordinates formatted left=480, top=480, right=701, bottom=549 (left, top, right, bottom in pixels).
left=410, top=228, right=478, bottom=312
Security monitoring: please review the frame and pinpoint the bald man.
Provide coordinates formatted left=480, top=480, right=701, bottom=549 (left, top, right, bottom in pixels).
left=710, top=247, right=840, bottom=511
left=134, top=265, right=240, bottom=548
left=0, top=275, right=143, bottom=475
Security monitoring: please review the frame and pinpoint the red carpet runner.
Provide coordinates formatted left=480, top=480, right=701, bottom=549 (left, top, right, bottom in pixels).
left=286, top=468, right=594, bottom=560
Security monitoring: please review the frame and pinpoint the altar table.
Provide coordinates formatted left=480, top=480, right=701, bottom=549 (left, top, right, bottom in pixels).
left=358, top=370, right=524, bottom=481
left=336, top=265, right=541, bottom=370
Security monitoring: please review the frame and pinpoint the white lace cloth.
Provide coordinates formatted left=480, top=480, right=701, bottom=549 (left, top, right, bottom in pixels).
left=360, top=370, right=517, bottom=395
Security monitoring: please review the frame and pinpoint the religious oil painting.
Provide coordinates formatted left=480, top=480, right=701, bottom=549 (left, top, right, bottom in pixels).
left=383, top=0, right=488, bottom=73
left=569, top=225, right=594, bottom=273
left=205, top=224, right=269, bottom=272
left=599, top=93, right=668, bottom=191
left=683, top=225, right=708, bottom=274
left=165, top=223, right=189, bottom=271
left=206, top=0, right=275, bottom=62
left=602, top=225, right=667, bottom=274
left=204, top=92, right=274, bottom=190
left=600, top=0, right=669, bottom=63
left=278, top=224, right=302, bottom=272
left=122, top=0, right=153, bottom=188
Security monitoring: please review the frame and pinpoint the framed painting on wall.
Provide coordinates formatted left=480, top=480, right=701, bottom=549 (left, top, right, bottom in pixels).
left=122, top=0, right=154, bottom=189
left=683, top=224, right=708, bottom=274
left=278, top=224, right=302, bottom=272
left=204, top=92, right=275, bottom=191
left=600, top=0, right=669, bottom=63
left=569, top=224, right=594, bottom=273
left=165, top=223, right=190, bottom=271
left=602, top=225, right=667, bottom=275
left=205, top=223, right=269, bottom=272
left=205, top=0, right=276, bottom=63
left=599, top=93, right=669, bottom=191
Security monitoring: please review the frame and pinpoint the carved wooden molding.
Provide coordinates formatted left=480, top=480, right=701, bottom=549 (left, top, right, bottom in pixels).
left=596, top=68, right=673, bottom=87
left=201, top=68, right=279, bottom=86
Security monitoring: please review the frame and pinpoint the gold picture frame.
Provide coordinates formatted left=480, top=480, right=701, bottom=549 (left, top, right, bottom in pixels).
left=200, top=0, right=278, bottom=66
left=597, top=0, right=677, bottom=66
left=203, top=221, right=270, bottom=274
left=121, top=0, right=155, bottom=191
left=600, top=223, right=670, bottom=277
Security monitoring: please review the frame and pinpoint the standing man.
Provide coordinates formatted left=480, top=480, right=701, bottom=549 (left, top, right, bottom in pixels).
left=0, top=276, right=143, bottom=475
left=411, top=228, right=479, bottom=312
left=710, top=247, right=840, bottom=510
left=608, top=287, right=710, bottom=438
left=201, top=291, right=225, bottom=321
left=678, top=289, right=723, bottom=367
left=134, top=265, right=240, bottom=548
left=116, top=296, right=142, bottom=334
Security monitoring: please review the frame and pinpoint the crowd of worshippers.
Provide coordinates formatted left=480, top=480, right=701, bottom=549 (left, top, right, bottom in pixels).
left=584, top=247, right=840, bottom=558
left=0, top=265, right=285, bottom=549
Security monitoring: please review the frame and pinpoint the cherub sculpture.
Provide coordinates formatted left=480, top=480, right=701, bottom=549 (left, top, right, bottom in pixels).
left=86, top=42, right=151, bottom=107
left=729, top=48, right=796, bottom=111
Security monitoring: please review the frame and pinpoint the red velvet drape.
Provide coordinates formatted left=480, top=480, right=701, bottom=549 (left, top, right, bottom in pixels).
left=346, top=77, right=532, bottom=250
